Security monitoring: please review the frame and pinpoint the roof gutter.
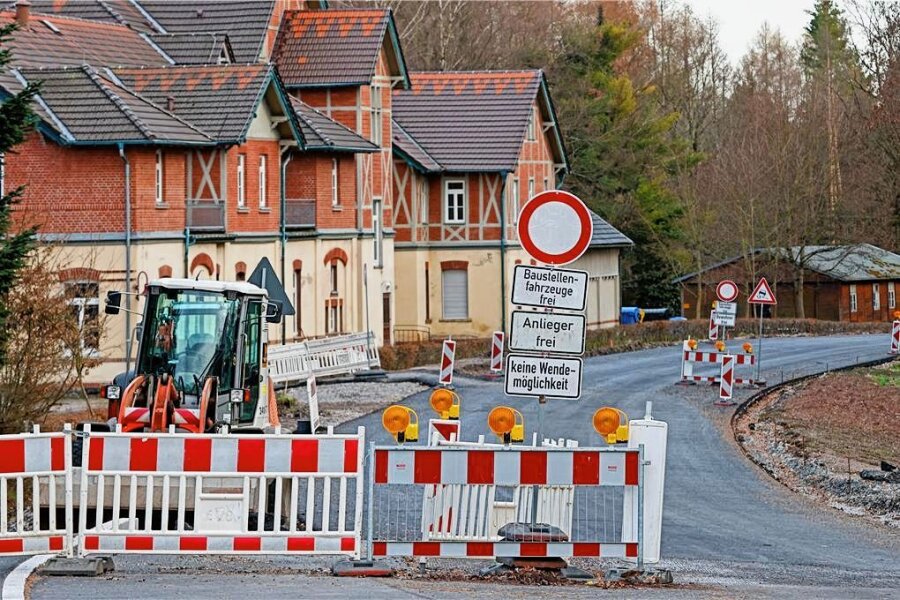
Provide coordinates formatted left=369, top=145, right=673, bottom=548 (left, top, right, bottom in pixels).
left=118, top=143, right=133, bottom=374
left=499, top=170, right=509, bottom=334
left=280, top=149, right=293, bottom=342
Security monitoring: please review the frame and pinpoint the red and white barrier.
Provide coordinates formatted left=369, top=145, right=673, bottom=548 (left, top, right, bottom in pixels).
left=373, top=540, right=637, bottom=559
left=77, top=427, right=365, bottom=558
left=427, top=419, right=460, bottom=445
left=490, top=331, right=504, bottom=372
left=680, top=341, right=755, bottom=385
left=717, top=354, right=735, bottom=405
left=439, top=339, right=456, bottom=385
left=375, top=448, right=638, bottom=487
left=0, top=427, right=72, bottom=556
left=891, top=320, right=899, bottom=354
left=708, top=311, right=718, bottom=341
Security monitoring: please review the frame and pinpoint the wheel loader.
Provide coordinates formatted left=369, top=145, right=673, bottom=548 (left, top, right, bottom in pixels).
left=101, top=277, right=282, bottom=434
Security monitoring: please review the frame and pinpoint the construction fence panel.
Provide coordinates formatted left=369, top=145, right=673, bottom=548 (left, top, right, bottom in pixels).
left=77, top=426, right=365, bottom=557
left=269, top=332, right=381, bottom=384
left=680, top=341, right=756, bottom=385
left=1, top=426, right=73, bottom=556
left=369, top=445, right=642, bottom=561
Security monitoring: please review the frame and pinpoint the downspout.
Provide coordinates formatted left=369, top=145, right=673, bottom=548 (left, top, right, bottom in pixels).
left=118, top=143, right=132, bottom=374
left=499, top=170, right=509, bottom=334
left=280, top=150, right=292, bottom=343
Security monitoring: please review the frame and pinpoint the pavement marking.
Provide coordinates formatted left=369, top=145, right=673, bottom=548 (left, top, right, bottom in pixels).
left=2, top=554, right=52, bottom=600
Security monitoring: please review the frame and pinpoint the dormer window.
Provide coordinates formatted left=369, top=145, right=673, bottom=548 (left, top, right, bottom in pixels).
left=527, top=108, right=536, bottom=141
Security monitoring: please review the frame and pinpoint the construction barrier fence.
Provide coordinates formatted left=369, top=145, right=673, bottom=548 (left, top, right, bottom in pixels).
left=368, top=444, right=643, bottom=563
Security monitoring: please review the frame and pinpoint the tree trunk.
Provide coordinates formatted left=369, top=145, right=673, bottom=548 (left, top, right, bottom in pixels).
left=794, top=268, right=806, bottom=318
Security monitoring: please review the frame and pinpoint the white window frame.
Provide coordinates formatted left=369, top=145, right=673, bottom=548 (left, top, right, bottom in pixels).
left=873, top=282, right=881, bottom=311
left=443, top=179, right=466, bottom=224
left=373, top=197, right=383, bottom=267
left=528, top=177, right=535, bottom=202
left=370, top=85, right=382, bottom=146
left=66, top=281, right=101, bottom=356
left=849, top=284, right=858, bottom=313
left=418, top=177, right=428, bottom=225
left=258, top=155, right=267, bottom=208
left=331, top=158, right=339, bottom=207
left=154, top=150, right=163, bottom=204
left=527, top=108, right=536, bottom=141
left=889, top=282, right=896, bottom=309
left=236, top=154, right=246, bottom=208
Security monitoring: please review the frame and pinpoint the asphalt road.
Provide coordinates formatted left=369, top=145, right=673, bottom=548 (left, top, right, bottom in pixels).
left=19, top=333, right=900, bottom=598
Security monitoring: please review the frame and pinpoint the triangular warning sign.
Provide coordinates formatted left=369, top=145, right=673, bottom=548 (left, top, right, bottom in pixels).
left=433, top=421, right=459, bottom=441
left=749, top=277, right=777, bottom=305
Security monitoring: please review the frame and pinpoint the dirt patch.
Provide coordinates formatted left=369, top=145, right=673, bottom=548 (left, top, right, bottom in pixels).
left=735, top=360, right=900, bottom=528
left=278, top=380, right=429, bottom=429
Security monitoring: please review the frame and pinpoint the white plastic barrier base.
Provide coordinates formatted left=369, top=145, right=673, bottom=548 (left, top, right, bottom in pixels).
left=623, top=404, right=667, bottom=564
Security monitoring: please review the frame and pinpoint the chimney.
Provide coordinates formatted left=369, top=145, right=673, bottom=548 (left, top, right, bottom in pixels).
left=15, top=0, right=30, bottom=27
left=166, top=96, right=175, bottom=112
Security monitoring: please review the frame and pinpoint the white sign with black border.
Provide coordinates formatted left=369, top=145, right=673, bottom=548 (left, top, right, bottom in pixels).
left=511, top=264, right=588, bottom=311
left=509, top=311, right=586, bottom=355
left=714, top=301, right=737, bottom=327
left=504, top=354, right=583, bottom=399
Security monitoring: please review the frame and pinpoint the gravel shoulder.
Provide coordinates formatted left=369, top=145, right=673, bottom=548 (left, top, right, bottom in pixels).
left=734, top=360, right=900, bottom=529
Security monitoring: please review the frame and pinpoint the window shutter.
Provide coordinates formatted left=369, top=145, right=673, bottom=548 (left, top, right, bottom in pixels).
left=442, top=270, right=468, bottom=319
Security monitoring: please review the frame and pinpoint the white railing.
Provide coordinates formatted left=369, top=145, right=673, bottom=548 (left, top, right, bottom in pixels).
left=77, top=425, right=365, bottom=557
left=269, top=332, right=380, bottom=384
left=2, top=426, right=73, bottom=556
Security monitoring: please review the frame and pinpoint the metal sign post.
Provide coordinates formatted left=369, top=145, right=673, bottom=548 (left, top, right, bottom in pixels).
left=749, top=277, right=777, bottom=383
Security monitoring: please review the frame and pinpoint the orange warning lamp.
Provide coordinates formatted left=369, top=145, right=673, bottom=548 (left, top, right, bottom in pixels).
left=687, top=338, right=698, bottom=350
left=382, top=405, right=418, bottom=443
left=743, top=342, right=753, bottom=354
left=593, top=407, right=629, bottom=444
left=715, top=340, right=726, bottom=352
left=488, top=406, right=524, bottom=444
left=893, top=310, right=900, bottom=320
left=430, top=388, right=460, bottom=420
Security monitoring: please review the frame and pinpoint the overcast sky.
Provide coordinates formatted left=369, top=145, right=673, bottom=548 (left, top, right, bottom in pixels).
left=684, top=0, right=815, bottom=64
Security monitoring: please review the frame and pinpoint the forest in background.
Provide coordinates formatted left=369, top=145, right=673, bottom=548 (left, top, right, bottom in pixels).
left=339, top=0, right=900, bottom=314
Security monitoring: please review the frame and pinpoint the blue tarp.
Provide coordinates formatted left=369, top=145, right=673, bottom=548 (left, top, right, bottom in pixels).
left=621, top=307, right=641, bottom=324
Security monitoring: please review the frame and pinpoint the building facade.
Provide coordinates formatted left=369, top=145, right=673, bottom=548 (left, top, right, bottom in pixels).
left=1, top=0, right=630, bottom=383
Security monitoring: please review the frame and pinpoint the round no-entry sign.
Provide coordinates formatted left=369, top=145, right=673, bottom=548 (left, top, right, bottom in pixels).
left=716, top=280, right=739, bottom=302
left=517, top=190, right=593, bottom=265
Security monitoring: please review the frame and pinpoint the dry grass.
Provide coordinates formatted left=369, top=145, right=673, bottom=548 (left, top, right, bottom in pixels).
left=763, top=362, right=900, bottom=466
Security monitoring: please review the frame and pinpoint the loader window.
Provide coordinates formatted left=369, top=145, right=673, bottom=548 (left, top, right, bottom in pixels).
left=139, top=289, right=240, bottom=394
left=239, top=301, right=262, bottom=421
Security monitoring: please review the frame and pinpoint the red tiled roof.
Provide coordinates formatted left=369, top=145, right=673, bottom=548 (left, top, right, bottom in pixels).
left=392, top=70, right=545, bottom=172
left=0, top=11, right=168, bottom=68
left=273, top=9, right=395, bottom=87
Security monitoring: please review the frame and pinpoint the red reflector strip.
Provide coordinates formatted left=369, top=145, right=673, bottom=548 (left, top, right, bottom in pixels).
left=287, top=537, right=315, bottom=551
left=83, top=535, right=99, bottom=551
left=125, top=536, right=154, bottom=551
left=233, top=537, right=261, bottom=551
left=0, top=440, right=25, bottom=474
left=625, top=451, right=639, bottom=486
left=0, top=539, right=24, bottom=553
left=180, top=537, right=207, bottom=551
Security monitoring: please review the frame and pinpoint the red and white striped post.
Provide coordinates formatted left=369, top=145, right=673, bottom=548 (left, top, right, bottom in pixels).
left=489, top=331, right=504, bottom=373
left=716, top=354, right=735, bottom=406
left=890, top=320, right=899, bottom=355
left=439, top=339, right=456, bottom=386
left=708, top=311, right=718, bottom=341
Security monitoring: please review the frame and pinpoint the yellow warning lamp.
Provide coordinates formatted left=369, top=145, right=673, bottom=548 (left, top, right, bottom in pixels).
left=593, top=407, right=629, bottom=444
left=382, top=405, right=419, bottom=444
left=743, top=342, right=753, bottom=354
left=429, top=388, right=460, bottom=420
left=715, top=340, right=726, bottom=352
left=893, top=310, right=900, bottom=320
left=488, top=406, right=524, bottom=444
left=687, top=338, right=698, bottom=350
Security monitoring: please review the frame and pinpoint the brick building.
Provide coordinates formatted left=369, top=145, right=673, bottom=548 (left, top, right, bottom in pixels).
left=0, top=0, right=629, bottom=380
left=676, top=244, right=900, bottom=321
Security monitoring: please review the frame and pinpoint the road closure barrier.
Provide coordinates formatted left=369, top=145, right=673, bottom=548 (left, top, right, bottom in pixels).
left=369, top=444, right=642, bottom=562
left=891, top=319, right=899, bottom=354
left=0, top=426, right=73, bottom=556
left=680, top=340, right=755, bottom=385
left=76, top=425, right=365, bottom=557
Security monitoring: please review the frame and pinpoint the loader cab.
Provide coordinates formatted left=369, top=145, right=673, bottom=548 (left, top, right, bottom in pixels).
left=106, top=279, right=275, bottom=432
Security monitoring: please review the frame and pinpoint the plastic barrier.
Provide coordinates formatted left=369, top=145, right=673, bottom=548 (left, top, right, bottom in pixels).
left=1, top=426, right=72, bottom=556
left=369, top=445, right=643, bottom=562
left=269, top=332, right=380, bottom=384
left=76, top=426, right=365, bottom=557
left=680, top=340, right=755, bottom=385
